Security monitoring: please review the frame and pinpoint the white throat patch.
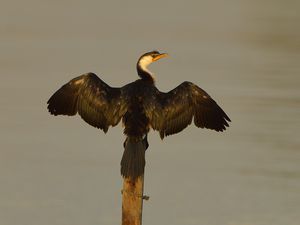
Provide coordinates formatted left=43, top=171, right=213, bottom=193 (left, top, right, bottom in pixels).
left=138, top=55, right=153, bottom=73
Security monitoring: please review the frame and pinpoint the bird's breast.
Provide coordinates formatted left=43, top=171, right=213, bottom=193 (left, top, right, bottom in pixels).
left=122, top=98, right=150, bottom=138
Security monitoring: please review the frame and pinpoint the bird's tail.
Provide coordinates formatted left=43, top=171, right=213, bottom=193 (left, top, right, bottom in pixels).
left=121, top=137, right=147, bottom=180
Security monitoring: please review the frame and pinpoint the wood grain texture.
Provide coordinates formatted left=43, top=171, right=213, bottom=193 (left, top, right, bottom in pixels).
left=122, top=176, right=144, bottom=225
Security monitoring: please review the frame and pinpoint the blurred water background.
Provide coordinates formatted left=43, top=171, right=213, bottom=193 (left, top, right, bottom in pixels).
left=0, top=1, right=299, bottom=225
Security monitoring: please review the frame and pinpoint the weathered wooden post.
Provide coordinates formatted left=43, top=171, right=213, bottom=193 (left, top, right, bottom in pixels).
left=120, top=136, right=150, bottom=225
left=121, top=176, right=146, bottom=225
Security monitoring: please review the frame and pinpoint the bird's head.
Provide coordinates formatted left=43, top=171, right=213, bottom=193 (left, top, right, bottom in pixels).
left=138, top=50, right=168, bottom=68
left=137, top=51, right=168, bottom=81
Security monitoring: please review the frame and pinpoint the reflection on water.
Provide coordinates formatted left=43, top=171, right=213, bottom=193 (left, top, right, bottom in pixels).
left=0, top=1, right=299, bottom=225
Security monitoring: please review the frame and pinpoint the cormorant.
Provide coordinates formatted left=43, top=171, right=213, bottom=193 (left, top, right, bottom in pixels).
left=47, top=50, right=231, bottom=180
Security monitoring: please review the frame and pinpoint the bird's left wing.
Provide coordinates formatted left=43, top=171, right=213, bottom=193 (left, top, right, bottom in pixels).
left=144, top=81, right=231, bottom=139
left=47, top=72, right=128, bottom=132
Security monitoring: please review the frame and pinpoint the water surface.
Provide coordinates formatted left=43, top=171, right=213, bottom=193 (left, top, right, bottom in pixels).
left=0, top=1, right=299, bottom=225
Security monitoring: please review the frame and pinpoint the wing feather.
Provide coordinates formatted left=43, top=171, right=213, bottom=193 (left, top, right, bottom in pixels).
left=47, top=72, right=127, bottom=132
left=145, top=81, right=231, bottom=139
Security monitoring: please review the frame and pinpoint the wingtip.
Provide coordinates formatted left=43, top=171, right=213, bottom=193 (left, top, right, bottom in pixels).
left=47, top=102, right=58, bottom=116
left=224, top=113, right=231, bottom=122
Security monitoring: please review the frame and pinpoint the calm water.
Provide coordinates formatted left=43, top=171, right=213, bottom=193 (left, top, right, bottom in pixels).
left=0, top=1, right=299, bottom=225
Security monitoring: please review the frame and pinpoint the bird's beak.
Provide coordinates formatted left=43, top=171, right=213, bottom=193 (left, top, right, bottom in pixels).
left=153, top=53, right=168, bottom=61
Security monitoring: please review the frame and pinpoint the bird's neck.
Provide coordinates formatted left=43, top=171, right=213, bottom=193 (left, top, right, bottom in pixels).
left=136, top=63, right=155, bottom=83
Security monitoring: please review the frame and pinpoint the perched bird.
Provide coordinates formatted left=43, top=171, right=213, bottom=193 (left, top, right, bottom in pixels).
left=47, top=50, right=231, bottom=180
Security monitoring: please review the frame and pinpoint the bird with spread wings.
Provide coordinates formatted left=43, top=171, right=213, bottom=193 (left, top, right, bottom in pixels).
left=47, top=51, right=231, bottom=180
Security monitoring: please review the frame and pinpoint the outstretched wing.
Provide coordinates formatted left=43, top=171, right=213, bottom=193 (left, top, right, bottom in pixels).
left=47, top=72, right=128, bottom=133
left=145, top=81, right=231, bottom=139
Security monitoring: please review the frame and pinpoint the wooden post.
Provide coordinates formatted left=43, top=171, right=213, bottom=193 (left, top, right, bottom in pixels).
left=122, top=175, right=148, bottom=225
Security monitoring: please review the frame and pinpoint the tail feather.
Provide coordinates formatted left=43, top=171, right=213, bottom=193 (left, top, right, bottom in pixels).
left=121, top=138, right=146, bottom=180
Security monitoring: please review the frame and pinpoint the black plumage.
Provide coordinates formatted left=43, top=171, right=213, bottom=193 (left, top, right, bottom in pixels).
left=47, top=50, right=231, bottom=180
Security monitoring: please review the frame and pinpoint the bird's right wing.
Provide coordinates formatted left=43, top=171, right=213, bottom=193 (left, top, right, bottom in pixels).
left=47, top=72, right=128, bottom=133
left=144, top=81, right=231, bottom=139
